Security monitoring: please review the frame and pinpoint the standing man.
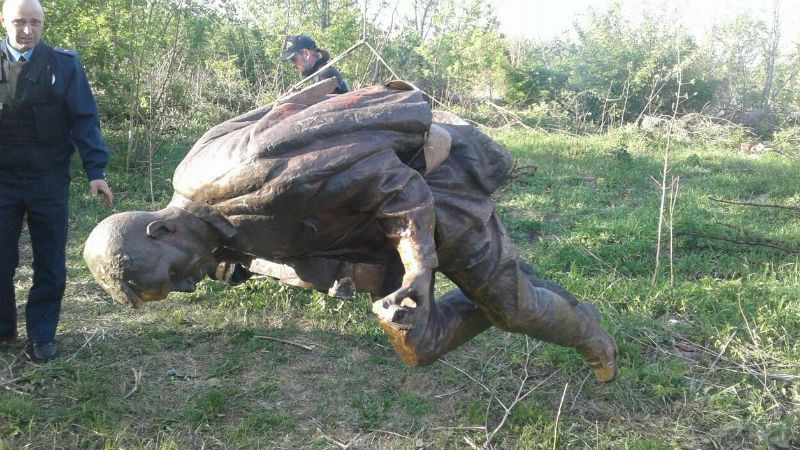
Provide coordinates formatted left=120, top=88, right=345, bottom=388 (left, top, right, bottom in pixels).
left=281, top=34, right=350, bottom=94
left=0, top=0, right=112, bottom=361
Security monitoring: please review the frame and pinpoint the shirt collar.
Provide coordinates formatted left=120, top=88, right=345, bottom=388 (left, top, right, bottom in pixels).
left=5, top=37, right=34, bottom=62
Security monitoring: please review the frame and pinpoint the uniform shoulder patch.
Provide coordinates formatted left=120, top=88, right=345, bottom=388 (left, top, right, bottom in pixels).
left=52, top=46, right=77, bottom=56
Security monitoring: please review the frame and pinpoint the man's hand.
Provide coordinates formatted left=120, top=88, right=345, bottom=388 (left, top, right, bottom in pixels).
left=89, top=179, right=113, bottom=207
left=373, top=268, right=433, bottom=327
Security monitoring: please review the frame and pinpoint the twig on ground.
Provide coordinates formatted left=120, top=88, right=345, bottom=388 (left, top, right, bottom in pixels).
left=737, top=295, right=782, bottom=410
left=676, top=230, right=799, bottom=254
left=1, top=348, right=24, bottom=376
left=316, top=428, right=348, bottom=449
left=578, top=245, right=617, bottom=272
left=463, top=435, right=480, bottom=449
left=65, top=328, right=101, bottom=362
left=429, top=425, right=487, bottom=431
left=441, top=340, right=559, bottom=448
left=552, top=381, right=569, bottom=450
left=708, top=196, right=800, bottom=212
left=484, top=339, right=560, bottom=447
left=673, top=328, right=739, bottom=435
left=629, top=328, right=798, bottom=381
left=254, top=335, right=315, bottom=351
left=495, top=161, right=537, bottom=195
left=371, top=429, right=409, bottom=439
left=123, top=367, right=143, bottom=399
left=439, top=359, right=503, bottom=409
left=433, top=381, right=470, bottom=398
left=374, top=342, right=393, bottom=351
left=569, top=372, right=591, bottom=410
left=0, top=375, right=25, bottom=389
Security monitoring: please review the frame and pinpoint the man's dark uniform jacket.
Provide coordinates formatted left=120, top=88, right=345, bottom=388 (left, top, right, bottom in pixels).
left=0, top=40, right=107, bottom=178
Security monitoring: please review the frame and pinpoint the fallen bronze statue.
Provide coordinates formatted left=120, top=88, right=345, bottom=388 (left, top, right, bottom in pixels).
left=84, top=79, right=618, bottom=382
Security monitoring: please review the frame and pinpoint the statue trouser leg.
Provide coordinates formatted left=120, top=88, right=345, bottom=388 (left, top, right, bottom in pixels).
left=378, top=212, right=617, bottom=382
left=378, top=287, right=492, bottom=366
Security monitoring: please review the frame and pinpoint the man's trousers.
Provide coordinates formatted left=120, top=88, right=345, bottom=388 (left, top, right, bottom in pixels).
left=0, top=167, right=70, bottom=343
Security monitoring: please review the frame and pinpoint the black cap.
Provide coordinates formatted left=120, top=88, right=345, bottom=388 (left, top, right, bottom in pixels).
left=281, top=35, right=317, bottom=59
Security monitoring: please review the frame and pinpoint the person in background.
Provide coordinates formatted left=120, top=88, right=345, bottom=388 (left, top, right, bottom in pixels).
left=0, top=0, right=113, bottom=361
left=281, top=34, right=350, bottom=94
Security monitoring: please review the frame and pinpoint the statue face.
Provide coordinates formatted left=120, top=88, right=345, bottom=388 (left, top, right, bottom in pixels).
left=123, top=231, right=218, bottom=302
left=84, top=211, right=219, bottom=307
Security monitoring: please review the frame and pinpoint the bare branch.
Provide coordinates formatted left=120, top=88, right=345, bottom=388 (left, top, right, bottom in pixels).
left=708, top=197, right=800, bottom=212
left=254, top=335, right=316, bottom=351
left=676, top=230, right=800, bottom=254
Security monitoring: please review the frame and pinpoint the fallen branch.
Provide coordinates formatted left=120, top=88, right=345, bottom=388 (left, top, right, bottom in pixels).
left=708, top=196, right=800, bottom=212
left=65, top=328, right=102, bottom=362
left=433, top=382, right=470, bottom=399
left=123, top=368, right=143, bottom=399
left=429, top=426, right=487, bottom=432
left=674, top=328, right=738, bottom=435
left=552, top=382, right=569, bottom=450
left=483, top=338, right=560, bottom=447
left=316, top=428, right=348, bottom=449
left=486, top=101, right=533, bottom=130
left=677, top=230, right=799, bottom=254
left=463, top=436, right=481, bottom=449
left=254, top=335, right=315, bottom=351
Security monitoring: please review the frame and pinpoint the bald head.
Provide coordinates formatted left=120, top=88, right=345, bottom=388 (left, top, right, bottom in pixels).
left=84, top=211, right=162, bottom=308
left=84, top=208, right=221, bottom=308
left=2, top=0, right=42, bottom=16
left=2, top=0, right=44, bottom=51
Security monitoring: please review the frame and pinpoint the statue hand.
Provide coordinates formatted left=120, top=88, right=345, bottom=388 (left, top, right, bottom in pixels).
left=372, top=269, right=433, bottom=328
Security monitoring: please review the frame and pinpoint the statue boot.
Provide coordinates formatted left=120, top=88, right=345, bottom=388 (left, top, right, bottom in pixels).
left=497, top=286, right=618, bottom=383
left=574, top=302, right=618, bottom=382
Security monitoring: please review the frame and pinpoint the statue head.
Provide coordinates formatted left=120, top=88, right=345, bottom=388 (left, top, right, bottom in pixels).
left=83, top=208, right=220, bottom=308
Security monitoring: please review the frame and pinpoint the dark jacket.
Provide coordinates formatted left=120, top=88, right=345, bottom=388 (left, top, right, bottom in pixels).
left=303, top=58, right=349, bottom=94
left=0, top=40, right=108, bottom=180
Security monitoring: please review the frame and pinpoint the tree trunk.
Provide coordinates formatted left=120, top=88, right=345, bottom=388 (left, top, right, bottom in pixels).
left=761, top=0, right=780, bottom=116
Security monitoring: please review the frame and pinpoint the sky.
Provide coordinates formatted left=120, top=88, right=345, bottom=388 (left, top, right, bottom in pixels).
left=495, top=0, right=800, bottom=50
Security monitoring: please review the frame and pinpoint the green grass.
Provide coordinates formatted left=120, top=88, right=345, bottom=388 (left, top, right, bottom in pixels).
left=1, top=126, right=798, bottom=449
